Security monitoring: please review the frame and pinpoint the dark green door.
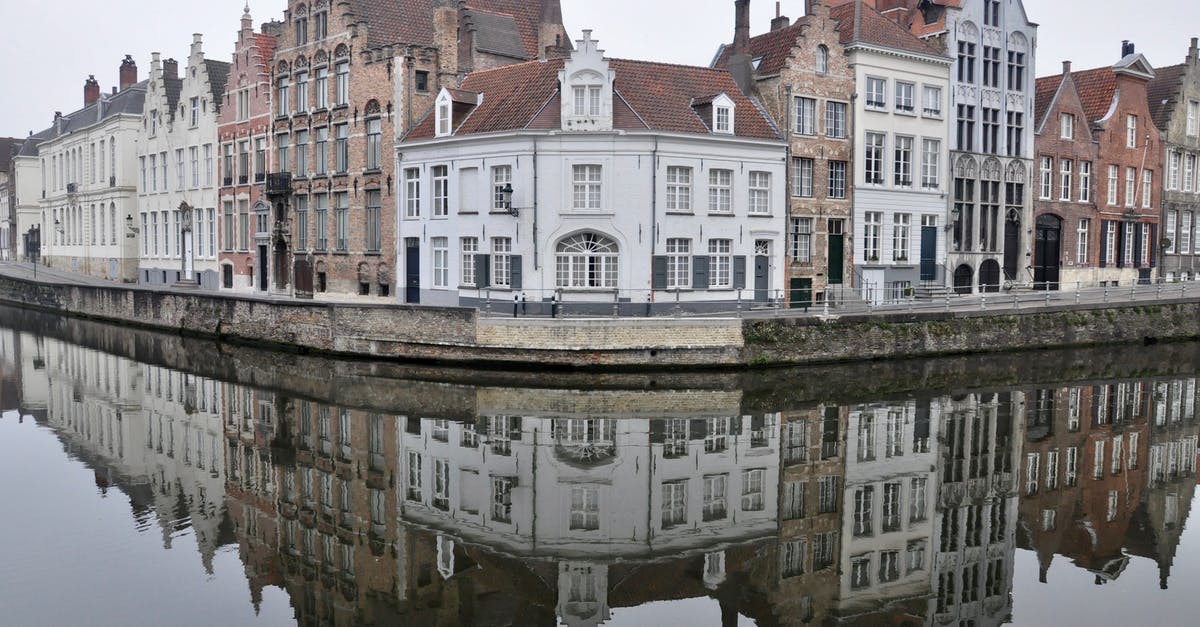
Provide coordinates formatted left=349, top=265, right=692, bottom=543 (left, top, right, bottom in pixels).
left=828, top=235, right=844, bottom=285
left=789, top=278, right=813, bottom=309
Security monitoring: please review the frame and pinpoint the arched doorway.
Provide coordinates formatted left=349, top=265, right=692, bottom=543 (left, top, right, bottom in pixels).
left=1033, top=214, right=1062, bottom=290
left=979, top=259, right=1001, bottom=293
left=953, top=264, right=973, bottom=295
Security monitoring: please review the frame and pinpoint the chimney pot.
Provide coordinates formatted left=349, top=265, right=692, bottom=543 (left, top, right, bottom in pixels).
left=119, top=54, right=138, bottom=91
left=1063, top=60, right=1072, bottom=74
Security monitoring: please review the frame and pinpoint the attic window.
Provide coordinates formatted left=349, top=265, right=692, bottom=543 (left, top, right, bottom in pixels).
left=816, top=46, right=829, bottom=75
left=752, top=56, right=764, bottom=72
left=714, top=104, right=734, bottom=134
left=437, top=103, right=451, bottom=136
left=415, top=71, right=429, bottom=93
left=573, top=85, right=601, bottom=116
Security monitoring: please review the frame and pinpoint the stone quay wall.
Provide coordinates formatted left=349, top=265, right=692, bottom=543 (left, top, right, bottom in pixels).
left=2, top=273, right=1200, bottom=369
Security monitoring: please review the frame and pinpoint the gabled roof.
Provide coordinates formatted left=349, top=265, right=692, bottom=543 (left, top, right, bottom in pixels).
left=1147, top=63, right=1187, bottom=132
left=713, top=0, right=945, bottom=75
left=1034, top=74, right=1064, bottom=127
left=205, top=60, right=231, bottom=112
left=403, top=57, right=780, bottom=142
left=163, top=75, right=183, bottom=116
left=1068, top=67, right=1118, bottom=123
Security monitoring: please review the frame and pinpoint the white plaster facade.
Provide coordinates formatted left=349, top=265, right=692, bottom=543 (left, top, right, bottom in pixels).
left=137, top=38, right=224, bottom=290
left=397, top=34, right=787, bottom=313
left=942, top=0, right=1038, bottom=292
left=849, top=42, right=954, bottom=304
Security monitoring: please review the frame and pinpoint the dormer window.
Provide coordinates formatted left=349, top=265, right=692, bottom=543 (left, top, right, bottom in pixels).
left=573, top=85, right=601, bottom=116
left=711, top=93, right=736, bottom=135
left=435, top=90, right=453, bottom=137
left=560, top=30, right=615, bottom=132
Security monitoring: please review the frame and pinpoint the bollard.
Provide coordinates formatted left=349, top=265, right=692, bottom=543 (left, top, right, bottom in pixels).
left=486, top=291, right=493, bottom=316
left=675, top=289, right=682, bottom=318
left=1076, top=288, right=1080, bottom=305
left=981, top=294, right=986, bottom=310
left=1013, top=293, right=1019, bottom=310
left=513, top=294, right=519, bottom=318
left=1130, top=284, right=1136, bottom=302
left=1104, top=285, right=1109, bottom=303
left=1157, top=283, right=1162, bottom=300
left=1045, top=290, right=1050, bottom=306
left=945, top=294, right=951, bottom=312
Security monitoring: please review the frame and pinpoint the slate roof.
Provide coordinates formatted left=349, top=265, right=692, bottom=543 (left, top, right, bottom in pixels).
left=465, top=9, right=526, bottom=60
left=163, top=74, right=183, bottom=116
left=1147, top=63, right=1187, bottom=132
left=351, top=0, right=552, bottom=59
left=205, top=59, right=231, bottom=112
left=404, top=58, right=781, bottom=142
left=0, top=137, right=17, bottom=173
left=712, top=0, right=945, bottom=75
left=16, top=81, right=148, bottom=158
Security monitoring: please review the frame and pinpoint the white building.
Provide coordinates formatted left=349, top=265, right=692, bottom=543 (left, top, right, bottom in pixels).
left=834, top=3, right=953, bottom=304
left=136, top=38, right=228, bottom=290
left=15, top=57, right=145, bottom=282
left=397, top=32, right=786, bottom=313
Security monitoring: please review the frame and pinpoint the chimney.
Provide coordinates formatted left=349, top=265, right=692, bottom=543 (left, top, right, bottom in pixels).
left=1121, top=40, right=1135, bottom=57
left=771, top=2, right=790, bottom=30
left=729, top=0, right=754, bottom=95
left=1189, top=38, right=1198, bottom=64
left=84, top=75, right=101, bottom=107
left=1062, top=60, right=1072, bottom=75
left=119, top=55, right=138, bottom=91
left=163, top=58, right=179, bottom=80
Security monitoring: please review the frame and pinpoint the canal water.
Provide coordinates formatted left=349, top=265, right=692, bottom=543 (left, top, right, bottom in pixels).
left=1, top=306, right=1199, bottom=626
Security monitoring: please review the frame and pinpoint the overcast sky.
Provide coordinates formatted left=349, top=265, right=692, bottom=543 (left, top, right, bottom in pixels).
left=2, top=0, right=1198, bottom=139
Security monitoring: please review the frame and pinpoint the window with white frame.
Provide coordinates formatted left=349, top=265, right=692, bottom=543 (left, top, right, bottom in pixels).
left=864, top=211, right=882, bottom=261
left=492, top=165, right=512, bottom=212
left=709, top=239, right=732, bottom=288
left=432, top=165, right=449, bottom=217
left=895, top=81, right=915, bottom=113
left=1125, top=167, right=1136, bottom=208
left=1080, top=161, right=1092, bottom=202
left=741, top=468, right=765, bottom=511
left=922, top=139, right=940, bottom=189
left=1127, top=114, right=1138, bottom=148
left=709, top=169, right=733, bottom=212
left=573, top=85, right=602, bottom=116
left=826, top=101, right=847, bottom=138
left=666, top=166, right=692, bottom=211
left=816, top=45, right=829, bottom=74
left=1167, top=210, right=1178, bottom=253
left=492, top=476, right=513, bottom=523
left=866, top=77, right=886, bottom=109
left=714, top=104, right=732, bottom=133
left=461, top=237, right=478, bottom=286
left=662, top=480, right=687, bottom=528
left=1060, top=159, right=1073, bottom=201
left=1124, top=222, right=1135, bottom=266
left=853, top=485, right=874, bottom=536
left=702, top=474, right=728, bottom=521
left=1182, top=211, right=1193, bottom=254
left=790, top=217, right=812, bottom=263
left=404, top=168, right=420, bottom=218
left=894, top=136, right=913, bottom=187
left=1170, top=151, right=1182, bottom=190
left=666, top=238, right=691, bottom=288
left=792, top=158, right=814, bottom=198
left=1077, top=219, right=1090, bottom=264
left=570, top=487, right=600, bottom=531
left=1143, top=170, right=1153, bottom=209
left=893, top=213, right=911, bottom=262
left=865, top=132, right=885, bottom=184
left=794, top=97, right=816, bottom=135
left=335, top=61, right=349, bottom=106
left=432, top=237, right=449, bottom=288
left=922, top=85, right=942, bottom=117
left=492, top=237, right=513, bottom=287
left=829, top=161, right=847, bottom=198
left=573, top=165, right=602, bottom=210
left=556, top=232, right=618, bottom=289
left=1187, top=155, right=1196, bottom=193
left=1107, top=165, right=1119, bottom=205
left=749, top=171, right=770, bottom=213
left=1039, top=157, right=1053, bottom=199
left=1061, top=113, right=1074, bottom=139
left=1105, top=221, right=1116, bottom=265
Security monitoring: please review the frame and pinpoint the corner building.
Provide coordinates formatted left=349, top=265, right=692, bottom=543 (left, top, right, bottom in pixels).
left=398, top=32, right=786, bottom=312
left=1149, top=39, right=1200, bottom=281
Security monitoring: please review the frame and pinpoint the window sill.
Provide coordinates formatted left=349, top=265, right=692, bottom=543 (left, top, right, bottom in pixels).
left=362, top=168, right=382, bottom=176
left=458, top=211, right=479, bottom=215
left=707, top=211, right=736, bottom=217
left=895, top=109, right=917, bottom=117
left=923, top=113, right=943, bottom=120
left=865, top=105, right=888, bottom=113
left=363, top=251, right=382, bottom=256
left=747, top=213, right=775, bottom=218
left=664, top=210, right=695, bottom=216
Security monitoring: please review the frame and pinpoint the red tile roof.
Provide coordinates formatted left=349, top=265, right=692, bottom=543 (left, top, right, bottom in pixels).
left=1034, top=74, right=1064, bottom=126
left=1067, top=67, right=1119, bottom=123
left=404, top=58, right=781, bottom=141
left=713, top=0, right=945, bottom=75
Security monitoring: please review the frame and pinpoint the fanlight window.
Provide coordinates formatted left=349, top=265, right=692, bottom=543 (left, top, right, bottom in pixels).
left=556, top=232, right=619, bottom=289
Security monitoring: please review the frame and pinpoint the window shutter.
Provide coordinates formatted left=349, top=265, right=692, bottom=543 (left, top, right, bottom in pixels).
left=1150, top=224, right=1158, bottom=267
left=652, top=256, right=668, bottom=290
left=733, top=255, right=747, bottom=290
left=689, top=419, right=708, bottom=440
left=475, top=254, right=491, bottom=287
left=1116, top=223, right=1125, bottom=268
left=1099, top=223, right=1108, bottom=268
left=692, top=256, right=710, bottom=289
left=510, top=255, right=522, bottom=290
left=649, top=419, right=666, bottom=444
left=1133, top=226, right=1142, bottom=269
left=728, top=416, right=743, bottom=436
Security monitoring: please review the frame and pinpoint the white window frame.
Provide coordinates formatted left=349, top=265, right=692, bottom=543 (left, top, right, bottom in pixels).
left=893, top=213, right=911, bottom=262
left=1080, top=161, right=1092, bottom=202
left=1077, top=219, right=1090, bottom=264
left=572, top=164, right=602, bottom=211
left=1127, top=114, right=1138, bottom=149
left=404, top=168, right=420, bottom=218
left=709, top=239, right=732, bottom=288
left=865, top=77, right=886, bottom=110
left=1059, top=159, right=1072, bottom=201
left=1107, top=165, right=1119, bottom=206
left=666, top=166, right=692, bottom=212
left=895, top=81, right=915, bottom=114
left=666, top=238, right=691, bottom=288
left=922, top=85, right=942, bottom=118
left=1061, top=113, right=1074, bottom=139
left=432, top=237, right=449, bottom=289
left=748, top=171, right=770, bottom=214
left=708, top=169, right=733, bottom=213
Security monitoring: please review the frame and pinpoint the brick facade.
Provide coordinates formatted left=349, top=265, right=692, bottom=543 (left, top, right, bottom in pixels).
left=217, top=8, right=276, bottom=293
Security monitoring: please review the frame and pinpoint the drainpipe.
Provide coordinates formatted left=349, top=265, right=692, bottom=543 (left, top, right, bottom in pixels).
left=650, top=136, right=659, bottom=304
left=533, top=140, right=540, bottom=271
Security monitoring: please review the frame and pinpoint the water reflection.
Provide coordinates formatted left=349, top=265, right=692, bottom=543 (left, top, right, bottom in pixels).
left=0, top=315, right=1198, bottom=626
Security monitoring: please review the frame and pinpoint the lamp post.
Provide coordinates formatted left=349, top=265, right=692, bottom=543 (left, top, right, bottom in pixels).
left=501, top=183, right=517, bottom=217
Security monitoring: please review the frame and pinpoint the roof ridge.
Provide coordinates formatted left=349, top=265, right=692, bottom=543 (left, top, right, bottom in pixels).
left=609, top=57, right=737, bottom=74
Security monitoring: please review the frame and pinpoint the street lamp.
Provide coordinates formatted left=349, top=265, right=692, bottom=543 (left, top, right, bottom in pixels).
left=500, top=183, right=517, bottom=217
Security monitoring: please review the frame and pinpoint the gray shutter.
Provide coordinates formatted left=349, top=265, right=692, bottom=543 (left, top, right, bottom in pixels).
left=510, top=255, right=523, bottom=290
left=733, top=255, right=747, bottom=290
left=690, top=418, right=708, bottom=440
left=692, top=256, right=710, bottom=289
left=652, top=256, right=668, bottom=290
left=475, top=254, right=491, bottom=287
left=1099, top=223, right=1107, bottom=268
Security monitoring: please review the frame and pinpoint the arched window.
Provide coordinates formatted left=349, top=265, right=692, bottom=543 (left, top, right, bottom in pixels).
left=816, top=45, right=829, bottom=75
left=556, top=232, right=619, bottom=289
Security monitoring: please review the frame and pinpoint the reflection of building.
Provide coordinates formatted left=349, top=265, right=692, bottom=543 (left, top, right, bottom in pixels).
left=841, top=399, right=939, bottom=621
left=931, top=393, right=1021, bottom=626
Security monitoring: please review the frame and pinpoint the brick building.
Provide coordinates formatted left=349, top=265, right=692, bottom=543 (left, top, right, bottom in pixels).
left=713, top=0, right=856, bottom=308
left=1033, top=43, right=1163, bottom=288
left=216, top=7, right=278, bottom=293
left=1032, top=61, right=1101, bottom=288
left=269, top=0, right=569, bottom=299
left=1148, top=38, right=1200, bottom=281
